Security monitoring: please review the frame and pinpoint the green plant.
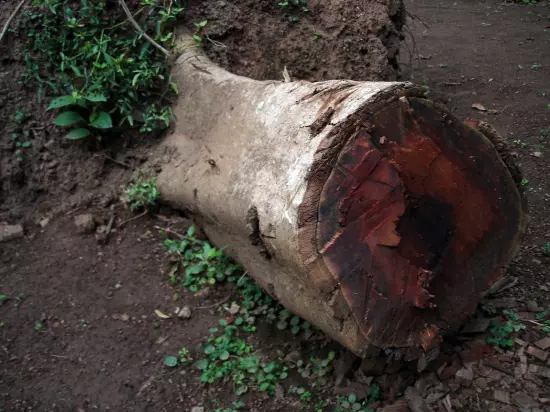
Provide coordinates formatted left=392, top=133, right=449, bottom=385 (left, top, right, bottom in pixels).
left=164, top=226, right=241, bottom=292
left=0, top=295, right=8, bottom=302
left=193, top=20, right=208, bottom=43
left=14, top=293, right=26, bottom=308
left=179, top=347, right=193, bottom=365
left=20, top=0, right=182, bottom=141
left=334, top=385, right=380, bottom=412
left=278, top=0, right=309, bottom=12
left=124, top=176, right=159, bottom=211
left=15, top=110, right=27, bottom=123
left=11, top=133, right=32, bottom=161
left=194, top=319, right=289, bottom=396
left=314, top=400, right=328, bottom=412
left=164, top=355, right=179, bottom=367
left=35, top=321, right=43, bottom=330
left=487, top=310, right=526, bottom=348
left=542, top=242, right=550, bottom=257
left=292, top=351, right=335, bottom=387
left=521, top=178, right=529, bottom=186
left=214, top=401, right=245, bottom=412
left=535, top=310, right=550, bottom=333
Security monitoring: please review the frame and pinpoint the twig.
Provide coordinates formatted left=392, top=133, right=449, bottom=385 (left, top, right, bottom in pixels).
left=51, top=354, right=69, bottom=359
left=406, top=11, right=430, bottom=30
left=117, top=211, right=148, bottom=228
left=117, top=0, right=169, bottom=57
left=0, top=0, right=26, bottom=43
left=154, top=225, right=185, bottom=239
left=195, top=294, right=232, bottom=310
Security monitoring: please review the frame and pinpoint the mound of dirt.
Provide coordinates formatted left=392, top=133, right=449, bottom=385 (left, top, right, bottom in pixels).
left=184, top=0, right=406, bottom=82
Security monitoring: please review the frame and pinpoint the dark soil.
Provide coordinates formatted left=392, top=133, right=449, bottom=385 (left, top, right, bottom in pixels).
left=1, top=0, right=550, bottom=411
left=184, top=0, right=405, bottom=81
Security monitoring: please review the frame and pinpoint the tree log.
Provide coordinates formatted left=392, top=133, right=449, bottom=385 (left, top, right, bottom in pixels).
left=156, top=39, right=527, bottom=356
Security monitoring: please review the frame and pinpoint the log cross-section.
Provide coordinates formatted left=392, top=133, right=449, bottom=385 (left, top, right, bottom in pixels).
left=156, top=38, right=527, bottom=356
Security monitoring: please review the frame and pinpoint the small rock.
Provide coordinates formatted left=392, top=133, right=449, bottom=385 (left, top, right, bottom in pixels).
left=0, top=224, right=23, bottom=242
left=532, top=151, right=542, bottom=158
left=526, top=345, right=548, bottom=362
left=455, top=367, right=474, bottom=386
left=228, top=302, right=240, bottom=315
left=535, top=337, right=550, bottom=350
left=526, top=300, right=540, bottom=312
left=177, top=306, right=192, bottom=319
left=74, top=214, right=96, bottom=234
left=404, top=387, right=430, bottom=412
left=195, top=287, right=211, bottom=299
left=532, top=258, right=542, bottom=265
left=512, top=391, right=537, bottom=409
left=112, top=314, right=130, bottom=322
left=493, top=390, right=511, bottom=404
left=39, top=218, right=50, bottom=228
left=190, top=407, right=204, bottom=412
left=514, top=338, right=528, bottom=347
left=461, top=317, right=490, bottom=334
left=528, top=364, right=550, bottom=378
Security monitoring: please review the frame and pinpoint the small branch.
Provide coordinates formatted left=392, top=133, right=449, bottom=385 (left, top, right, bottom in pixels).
left=154, top=225, right=185, bottom=239
left=117, top=211, right=148, bottom=228
left=194, top=294, right=232, bottom=310
left=0, top=0, right=27, bottom=43
left=117, top=0, right=169, bottom=57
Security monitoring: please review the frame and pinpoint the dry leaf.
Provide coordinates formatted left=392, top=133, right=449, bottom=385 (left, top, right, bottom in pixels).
left=471, top=103, right=487, bottom=111
left=154, top=309, right=171, bottom=319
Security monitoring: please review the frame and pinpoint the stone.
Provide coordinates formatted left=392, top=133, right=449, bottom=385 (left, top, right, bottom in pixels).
left=526, top=300, right=540, bottom=312
left=39, top=218, right=50, bottom=228
left=190, top=407, right=204, bottom=412
left=455, top=367, right=474, bottom=386
left=74, top=214, right=96, bottom=234
left=404, top=387, right=431, bottom=412
left=195, top=287, right=211, bottom=299
left=526, top=345, right=548, bottom=362
left=177, top=306, right=192, bottom=319
left=461, top=317, right=491, bottom=334
left=493, top=390, right=511, bottom=404
left=535, top=337, right=550, bottom=350
left=0, top=224, right=23, bottom=242
left=512, top=392, right=538, bottom=409
left=528, top=364, right=550, bottom=378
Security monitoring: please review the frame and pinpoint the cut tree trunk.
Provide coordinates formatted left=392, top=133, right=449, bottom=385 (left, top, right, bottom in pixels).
left=155, top=37, right=527, bottom=357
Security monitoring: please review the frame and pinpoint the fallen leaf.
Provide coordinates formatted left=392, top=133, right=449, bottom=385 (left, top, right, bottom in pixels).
left=154, top=309, right=171, bottom=319
left=471, top=103, right=487, bottom=111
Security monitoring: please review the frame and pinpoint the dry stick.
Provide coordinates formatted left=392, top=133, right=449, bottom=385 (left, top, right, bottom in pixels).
left=154, top=225, right=185, bottom=239
left=117, top=210, right=148, bottom=228
left=117, top=0, right=169, bottom=57
left=194, top=294, right=232, bottom=310
left=0, top=0, right=26, bottom=42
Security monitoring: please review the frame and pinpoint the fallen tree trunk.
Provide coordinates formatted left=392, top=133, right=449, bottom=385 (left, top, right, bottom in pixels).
left=156, top=38, right=527, bottom=357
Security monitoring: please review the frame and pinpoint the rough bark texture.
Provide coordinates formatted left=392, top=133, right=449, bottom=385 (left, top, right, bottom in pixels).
left=155, top=38, right=527, bottom=356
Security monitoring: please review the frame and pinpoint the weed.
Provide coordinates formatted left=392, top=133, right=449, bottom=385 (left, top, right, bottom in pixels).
left=193, top=20, right=208, bottom=43
left=512, top=139, right=527, bottom=148
left=124, top=176, right=159, bottom=211
left=314, top=399, right=328, bottom=411
left=14, top=293, right=26, bottom=308
left=194, top=319, right=289, bottom=396
left=487, top=310, right=526, bottom=348
left=0, top=321, right=4, bottom=327
left=543, top=242, right=550, bottom=257
left=334, top=385, right=380, bottom=412
left=214, top=401, right=245, bottom=412
left=15, top=110, right=26, bottom=123
left=11, top=133, right=32, bottom=162
left=292, top=351, right=335, bottom=388
left=164, top=355, right=179, bottom=367
left=179, top=347, right=194, bottom=365
left=531, top=63, right=542, bottom=70
left=541, top=129, right=550, bottom=136
left=35, top=321, right=43, bottom=330
left=164, top=226, right=241, bottom=293
left=278, top=0, right=309, bottom=12
left=0, top=295, right=8, bottom=302
left=20, top=0, right=182, bottom=141
left=521, top=178, right=529, bottom=186
left=535, top=311, right=550, bottom=333
left=313, top=32, right=319, bottom=40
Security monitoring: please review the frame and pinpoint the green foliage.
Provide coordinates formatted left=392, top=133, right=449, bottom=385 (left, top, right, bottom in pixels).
left=164, top=348, right=193, bottom=367
left=193, top=20, right=208, bottom=43
left=278, top=0, right=309, bottom=12
left=15, top=110, right=27, bottom=123
left=164, top=226, right=241, bottom=293
left=164, top=355, right=178, bottom=367
left=535, top=310, right=550, bottom=334
left=21, top=0, right=182, bottom=141
left=542, top=242, right=550, bottom=257
left=334, top=385, right=380, bottom=412
left=124, top=176, right=159, bottom=211
left=213, top=401, right=245, bottom=412
left=487, top=310, right=526, bottom=348
left=291, top=351, right=335, bottom=388
left=11, top=133, right=32, bottom=161
left=193, top=320, right=289, bottom=396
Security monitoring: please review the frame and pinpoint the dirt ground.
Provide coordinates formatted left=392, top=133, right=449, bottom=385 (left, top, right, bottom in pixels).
left=1, top=0, right=550, bottom=411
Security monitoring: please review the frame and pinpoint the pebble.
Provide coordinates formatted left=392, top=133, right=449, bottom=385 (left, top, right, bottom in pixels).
left=0, top=224, right=23, bottom=243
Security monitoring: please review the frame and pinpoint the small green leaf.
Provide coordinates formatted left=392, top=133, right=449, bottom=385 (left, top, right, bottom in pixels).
left=164, top=356, right=178, bottom=367
left=0, top=295, right=8, bottom=302
left=204, top=344, right=215, bottom=355
left=235, top=385, right=248, bottom=396
left=348, top=394, right=357, bottom=403
left=219, top=350, right=230, bottom=361
left=187, top=226, right=196, bottom=237
left=194, top=359, right=209, bottom=370
left=64, top=128, right=90, bottom=140
left=352, top=403, right=362, bottom=411
left=197, top=20, right=208, bottom=28
left=279, top=371, right=288, bottom=379
left=85, top=92, right=107, bottom=102
left=47, top=95, right=76, bottom=110
left=259, top=382, right=270, bottom=392
left=276, top=320, right=288, bottom=330
left=54, top=111, right=84, bottom=126
left=89, top=112, right=112, bottom=129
